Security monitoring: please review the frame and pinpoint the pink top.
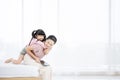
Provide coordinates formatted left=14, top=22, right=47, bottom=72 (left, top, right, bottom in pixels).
left=28, top=38, right=46, bottom=60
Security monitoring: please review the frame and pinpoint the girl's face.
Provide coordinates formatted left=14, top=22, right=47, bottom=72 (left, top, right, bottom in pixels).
left=36, top=35, right=44, bottom=41
left=44, top=39, right=54, bottom=48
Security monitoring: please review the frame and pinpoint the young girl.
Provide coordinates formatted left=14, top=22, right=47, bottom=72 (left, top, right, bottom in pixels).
left=4, top=29, right=46, bottom=64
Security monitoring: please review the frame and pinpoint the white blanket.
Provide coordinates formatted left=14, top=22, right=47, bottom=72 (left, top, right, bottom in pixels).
left=0, top=61, right=39, bottom=77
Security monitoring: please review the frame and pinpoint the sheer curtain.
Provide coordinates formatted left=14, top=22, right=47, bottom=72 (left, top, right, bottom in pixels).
left=109, top=0, right=120, bottom=72
left=0, top=0, right=120, bottom=74
left=0, top=0, right=22, bottom=59
left=54, top=0, right=109, bottom=73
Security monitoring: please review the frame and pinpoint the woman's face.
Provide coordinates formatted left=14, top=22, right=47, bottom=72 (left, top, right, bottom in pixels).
left=36, top=35, right=44, bottom=41
left=44, top=39, right=54, bottom=48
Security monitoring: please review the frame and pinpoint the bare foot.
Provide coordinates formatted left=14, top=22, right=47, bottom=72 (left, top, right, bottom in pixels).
left=4, top=58, right=13, bottom=63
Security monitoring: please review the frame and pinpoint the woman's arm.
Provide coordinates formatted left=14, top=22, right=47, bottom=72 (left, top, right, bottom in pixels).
left=25, top=46, right=40, bottom=63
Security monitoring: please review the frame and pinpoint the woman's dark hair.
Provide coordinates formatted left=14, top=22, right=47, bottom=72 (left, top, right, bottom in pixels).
left=28, top=29, right=46, bottom=45
left=46, top=35, right=57, bottom=44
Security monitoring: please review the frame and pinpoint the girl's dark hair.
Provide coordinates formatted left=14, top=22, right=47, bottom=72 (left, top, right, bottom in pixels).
left=32, top=29, right=46, bottom=41
left=46, top=35, right=57, bottom=44
left=28, top=29, right=46, bottom=45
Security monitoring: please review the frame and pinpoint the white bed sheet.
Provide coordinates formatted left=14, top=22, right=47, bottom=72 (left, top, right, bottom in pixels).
left=0, top=62, right=39, bottom=78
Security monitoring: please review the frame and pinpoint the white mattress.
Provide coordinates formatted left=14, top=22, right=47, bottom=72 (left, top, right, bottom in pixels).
left=0, top=62, right=39, bottom=78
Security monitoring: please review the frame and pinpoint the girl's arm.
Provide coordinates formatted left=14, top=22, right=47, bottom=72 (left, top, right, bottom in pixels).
left=44, top=47, right=52, bottom=55
left=25, top=46, right=40, bottom=63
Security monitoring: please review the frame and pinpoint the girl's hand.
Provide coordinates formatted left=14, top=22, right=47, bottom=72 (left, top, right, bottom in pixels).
left=44, top=47, right=52, bottom=55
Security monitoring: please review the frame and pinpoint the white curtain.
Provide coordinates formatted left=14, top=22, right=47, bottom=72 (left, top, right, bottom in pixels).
left=0, top=0, right=120, bottom=73
left=0, top=0, right=22, bottom=59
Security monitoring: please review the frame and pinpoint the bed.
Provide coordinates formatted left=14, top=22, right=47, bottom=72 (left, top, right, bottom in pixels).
left=0, top=62, right=42, bottom=80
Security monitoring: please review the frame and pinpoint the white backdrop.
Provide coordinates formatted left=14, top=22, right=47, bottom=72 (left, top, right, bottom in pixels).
left=0, top=0, right=120, bottom=73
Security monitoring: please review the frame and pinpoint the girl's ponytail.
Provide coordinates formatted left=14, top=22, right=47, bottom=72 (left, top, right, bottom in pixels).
left=32, top=30, right=37, bottom=38
left=28, top=30, right=36, bottom=45
left=28, top=37, right=33, bottom=45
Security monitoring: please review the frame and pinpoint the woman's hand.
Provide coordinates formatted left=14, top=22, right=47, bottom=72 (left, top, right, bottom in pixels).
left=35, top=57, right=40, bottom=63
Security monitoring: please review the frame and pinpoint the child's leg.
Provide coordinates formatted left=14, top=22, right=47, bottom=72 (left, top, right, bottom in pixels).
left=5, top=47, right=26, bottom=64
left=4, top=58, right=13, bottom=63
left=12, top=54, right=24, bottom=64
left=4, top=54, right=24, bottom=64
left=12, top=47, right=26, bottom=64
